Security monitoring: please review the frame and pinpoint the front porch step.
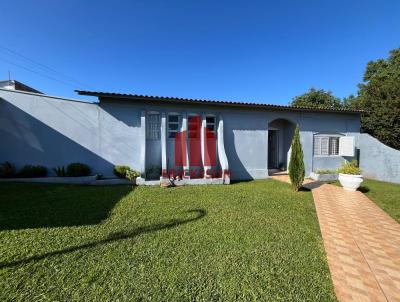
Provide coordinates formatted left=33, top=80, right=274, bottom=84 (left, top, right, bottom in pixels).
left=136, top=178, right=226, bottom=186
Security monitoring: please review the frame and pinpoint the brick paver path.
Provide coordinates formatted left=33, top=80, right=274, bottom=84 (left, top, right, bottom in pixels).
left=271, top=175, right=400, bottom=302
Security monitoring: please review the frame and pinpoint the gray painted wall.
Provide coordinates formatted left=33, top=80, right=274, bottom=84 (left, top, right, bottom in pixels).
left=0, top=89, right=361, bottom=180
left=0, top=89, right=141, bottom=176
left=359, top=134, right=400, bottom=184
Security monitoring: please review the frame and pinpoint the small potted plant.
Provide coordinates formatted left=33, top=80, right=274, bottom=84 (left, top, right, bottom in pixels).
left=338, top=160, right=363, bottom=191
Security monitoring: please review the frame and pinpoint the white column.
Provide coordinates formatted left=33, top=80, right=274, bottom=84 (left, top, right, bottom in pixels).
left=181, top=112, right=190, bottom=179
left=139, top=110, right=146, bottom=180
left=160, top=112, right=167, bottom=179
left=201, top=114, right=210, bottom=178
left=217, top=114, right=230, bottom=184
left=266, top=126, right=270, bottom=177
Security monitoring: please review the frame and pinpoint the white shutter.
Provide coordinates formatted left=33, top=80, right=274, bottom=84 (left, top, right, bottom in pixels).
left=314, top=136, right=321, bottom=155
left=339, top=136, right=355, bottom=156
left=320, top=137, right=329, bottom=155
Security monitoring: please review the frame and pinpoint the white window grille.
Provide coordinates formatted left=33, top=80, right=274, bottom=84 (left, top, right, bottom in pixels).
left=146, top=113, right=160, bottom=140
left=168, top=114, right=180, bottom=139
left=205, top=116, right=216, bottom=138
left=330, top=137, right=340, bottom=155
left=314, top=135, right=342, bottom=156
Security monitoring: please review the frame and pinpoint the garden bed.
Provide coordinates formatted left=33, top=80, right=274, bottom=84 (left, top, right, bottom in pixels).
left=310, top=172, right=338, bottom=182
left=0, top=175, right=98, bottom=184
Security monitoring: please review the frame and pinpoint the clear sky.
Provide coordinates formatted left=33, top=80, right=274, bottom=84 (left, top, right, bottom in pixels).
left=1, top=0, right=399, bottom=104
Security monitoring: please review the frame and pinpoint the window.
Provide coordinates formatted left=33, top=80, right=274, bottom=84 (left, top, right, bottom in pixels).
left=146, top=113, right=160, bottom=140
left=168, top=114, right=180, bottom=138
left=330, top=137, right=339, bottom=155
left=314, top=135, right=340, bottom=156
left=205, top=116, right=216, bottom=138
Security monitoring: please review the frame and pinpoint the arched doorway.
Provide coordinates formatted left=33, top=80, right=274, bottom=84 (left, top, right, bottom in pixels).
left=267, top=119, right=296, bottom=172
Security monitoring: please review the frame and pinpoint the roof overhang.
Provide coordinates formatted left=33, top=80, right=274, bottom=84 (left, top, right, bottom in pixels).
left=76, top=90, right=364, bottom=114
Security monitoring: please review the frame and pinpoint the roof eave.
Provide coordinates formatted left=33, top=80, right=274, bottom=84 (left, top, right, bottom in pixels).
left=75, top=90, right=364, bottom=114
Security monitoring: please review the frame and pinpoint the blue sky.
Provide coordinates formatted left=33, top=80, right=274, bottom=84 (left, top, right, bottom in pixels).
left=1, top=0, right=399, bottom=104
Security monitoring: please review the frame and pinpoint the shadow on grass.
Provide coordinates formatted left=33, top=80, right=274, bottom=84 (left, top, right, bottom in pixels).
left=302, top=181, right=325, bottom=191
left=0, top=183, right=134, bottom=231
left=0, top=209, right=207, bottom=269
left=229, top=179, right=255, bottom=184
left=358, top=186, right=370, bottom=193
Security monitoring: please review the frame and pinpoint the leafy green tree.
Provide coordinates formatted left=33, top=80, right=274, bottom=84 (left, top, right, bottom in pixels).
left=291, top=88, right=343, bottom=109
left=347, top=48, right=400, bottom=150
left=343, top=94, right=358, bottom=108
left=288, top=126, right=305, bottom=191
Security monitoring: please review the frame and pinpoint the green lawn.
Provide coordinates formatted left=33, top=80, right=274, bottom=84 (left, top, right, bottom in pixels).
left=0, top=180, right=335, bottom=301
left=360, top=179, right=400, bottom=223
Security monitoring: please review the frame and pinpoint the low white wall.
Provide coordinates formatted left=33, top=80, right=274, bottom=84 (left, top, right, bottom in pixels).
left=359, top=134, right=400, bottom=184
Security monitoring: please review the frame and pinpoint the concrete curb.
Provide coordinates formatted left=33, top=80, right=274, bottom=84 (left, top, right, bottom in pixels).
left=0, top=175, right=98, bottom=184
left=0, top=176, right=135, bottom=186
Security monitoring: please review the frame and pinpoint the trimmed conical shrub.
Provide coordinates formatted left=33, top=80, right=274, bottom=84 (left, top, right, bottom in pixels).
left=288, top=125, right=305, bottom=191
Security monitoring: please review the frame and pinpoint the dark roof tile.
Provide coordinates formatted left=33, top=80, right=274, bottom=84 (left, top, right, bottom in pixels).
left=75, top=90, right=363, bottom=114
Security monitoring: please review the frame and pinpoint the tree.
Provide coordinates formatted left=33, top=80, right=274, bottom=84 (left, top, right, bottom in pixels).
left=343, top=94, right=358, bottom=108
left=347, top=48, right=400, bottom=150
left=291, top=88, right=343, bottom=109
left=288, top=126, right=305, bottom=191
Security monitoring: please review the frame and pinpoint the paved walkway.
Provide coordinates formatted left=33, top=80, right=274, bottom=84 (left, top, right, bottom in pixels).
left=271, top=175, right=400, bottom=302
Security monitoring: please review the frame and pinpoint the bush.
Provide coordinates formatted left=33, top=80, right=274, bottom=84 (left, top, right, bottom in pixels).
left=114, top=165, right=140, bottom=181
left=337, top=160, right=362, bottom=175
left=0, top=161, right=17, bottom=178
left=18, top=165, right=48, bottom=178
left=126, top=169, right=140, bottom=181
left=53, top=166, right=67, bottom=177
left=288, top=126, right=305, bottom=191
left=113, top=165, right=131, bottom=179
left=66, top=163, right=91, bottom=177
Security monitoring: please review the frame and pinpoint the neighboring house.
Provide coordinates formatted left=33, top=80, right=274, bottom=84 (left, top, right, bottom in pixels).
left=0, top=80, right=43, bottom=94
left=0, top=84, right=366, bottom=184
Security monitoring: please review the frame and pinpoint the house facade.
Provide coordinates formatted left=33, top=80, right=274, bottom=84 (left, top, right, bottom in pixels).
left=0, top=87, right=362, bottom=184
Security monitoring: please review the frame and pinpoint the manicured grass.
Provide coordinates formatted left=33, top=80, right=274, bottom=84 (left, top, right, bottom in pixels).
left=0, top=181, right=336, bottom=301
left=360, top=179, right=400, bottom=223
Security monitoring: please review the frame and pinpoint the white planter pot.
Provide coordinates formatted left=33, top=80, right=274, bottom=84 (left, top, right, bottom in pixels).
left=338, top=173, right=363, bottom=191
